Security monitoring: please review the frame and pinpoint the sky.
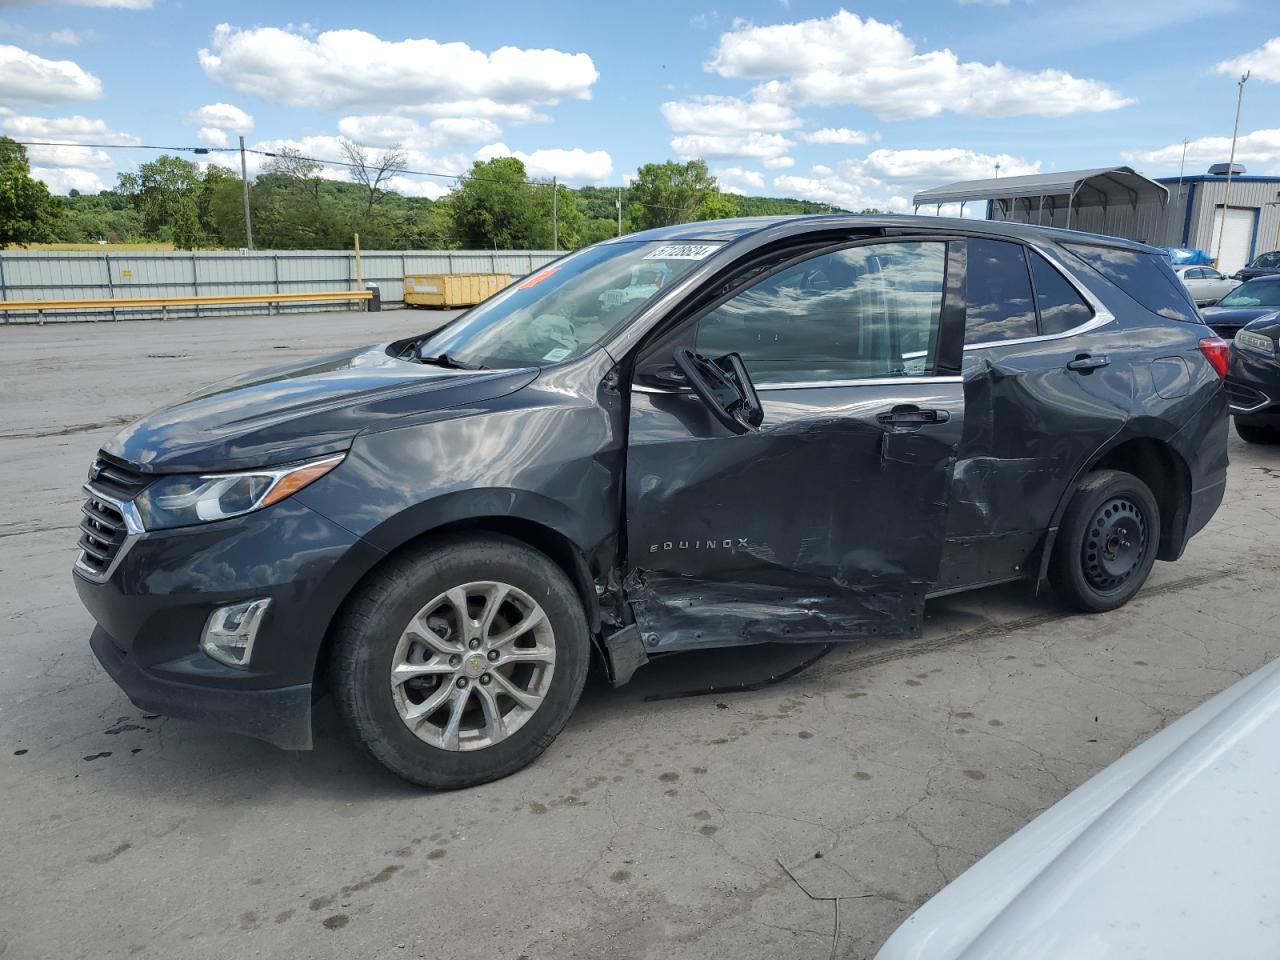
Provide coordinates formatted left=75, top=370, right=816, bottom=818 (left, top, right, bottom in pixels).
left=2, top=0, right=1279, bottom=214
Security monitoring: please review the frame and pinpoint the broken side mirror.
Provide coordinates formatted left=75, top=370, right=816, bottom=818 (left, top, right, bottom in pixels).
left=672, top=348, right=763, bottom=435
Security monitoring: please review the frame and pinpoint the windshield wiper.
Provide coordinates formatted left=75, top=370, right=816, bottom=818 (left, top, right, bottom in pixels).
left=412, top=343, right=484, bottom=370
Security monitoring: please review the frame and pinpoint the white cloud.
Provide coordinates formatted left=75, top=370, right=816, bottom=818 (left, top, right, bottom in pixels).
left=763, top=155, right=794, bottom=170
left=0, top=44, right=102, bottom=103
left=199, top=24, right=598, bottom=117
left=1215, top=37, right=1280, bottom=83
left=670, top=131, right=793, bottom=162
left=1123, top=129, right=1280, bottom=175
left=49, top=29, right=82, bottom=44
left=186, top=102, right=254, bottom=135
left=707, top=10, right=1131, bottom=119
left=661, top=95, right=799, bottom=135
left=771, top=147, right=1039, bottom=212
left=713, top=165, right=766, bottom=194
left=337, top=114, right=501, bottom=150
left=384, top=175, right=450, bottom=200
left=197, top=126, right=228, bottom=148
left=474, top=142, right=613, bottom=184
left=797, top=127, right=878, bottom=145
left=0, top=114, right=138, bottom=175
left=31, top=165, right=106, bottom=194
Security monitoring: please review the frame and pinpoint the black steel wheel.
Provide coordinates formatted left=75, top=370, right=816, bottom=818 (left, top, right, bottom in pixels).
left=1050, top=470, right=1160, bottom=613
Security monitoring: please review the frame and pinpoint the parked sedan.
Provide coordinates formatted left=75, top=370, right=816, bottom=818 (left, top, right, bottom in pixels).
left=1232, top=249, right=1280, bottom=282
left=1202, top=275, right=1280, bottom=339
left=874, top=655, right=1280, bottom=960
left=1225, top=313, right=1280, bottom=443
left=74, top=216, right=1228, bottom=788
left=1172, top=265, right=1239, bottom=305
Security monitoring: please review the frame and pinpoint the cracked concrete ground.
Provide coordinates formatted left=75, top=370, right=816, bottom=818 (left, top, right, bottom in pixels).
left=2, top=310, right=1278, bottom=960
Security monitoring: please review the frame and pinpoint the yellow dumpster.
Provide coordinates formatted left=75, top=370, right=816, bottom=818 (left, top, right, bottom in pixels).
left=404, top=273, right=513, bottom=308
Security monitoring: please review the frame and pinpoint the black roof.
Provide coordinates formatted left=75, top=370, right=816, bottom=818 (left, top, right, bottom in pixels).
left=619, top=214, right=1154, bottom=251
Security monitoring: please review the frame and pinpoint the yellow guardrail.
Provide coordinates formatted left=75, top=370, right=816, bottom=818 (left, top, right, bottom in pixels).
left=0, top=290, right=374, bottom=315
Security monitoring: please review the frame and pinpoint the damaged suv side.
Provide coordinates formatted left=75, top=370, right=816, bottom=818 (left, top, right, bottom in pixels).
left=75, top=216, right=1228, bottom=788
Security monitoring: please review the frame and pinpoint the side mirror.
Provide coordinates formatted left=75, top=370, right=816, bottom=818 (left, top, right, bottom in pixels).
left=672, top=348, right=763, bottom=435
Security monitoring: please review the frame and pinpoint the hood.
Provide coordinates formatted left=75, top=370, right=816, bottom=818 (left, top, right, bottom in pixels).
left=103, top=344, right=538, bottom=473
left=875, top=655, right=1280, bottom=960
left=1235, top=266, right=1280, bottom=280
left=1200, top=305, right=1278, bottom=331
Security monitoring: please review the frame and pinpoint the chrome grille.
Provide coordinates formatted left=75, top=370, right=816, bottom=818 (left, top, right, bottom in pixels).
left=75, top=455, right=148, bottom=580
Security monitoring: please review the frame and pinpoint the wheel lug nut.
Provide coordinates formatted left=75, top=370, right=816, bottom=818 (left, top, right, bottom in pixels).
left=469, top=638, right=481, bottom=650
left=487, top=650, right=499, bottom=662
left=455, top=677, right=468, bottom=689
left=480, top=674, right=492, bottom=685
left=448, top=655, right=461, bottom=667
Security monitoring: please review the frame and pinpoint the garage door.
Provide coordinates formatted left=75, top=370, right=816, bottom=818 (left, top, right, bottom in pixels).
left=1210, top=206, right=1256, bottom=275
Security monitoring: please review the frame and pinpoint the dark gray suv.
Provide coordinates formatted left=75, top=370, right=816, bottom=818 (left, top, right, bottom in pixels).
left=75, top=216, right=1229, bottom=788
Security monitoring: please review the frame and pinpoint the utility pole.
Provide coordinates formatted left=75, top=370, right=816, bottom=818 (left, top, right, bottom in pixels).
left=239, top=135, right=254, bottom=250
left=1214, top=71, right=1249, bottom=267
left=1177, top=137, right=1190, bottom=187
left=616, top=187, right=622, bottom=237
left=552, top=176, right=558, bottom=251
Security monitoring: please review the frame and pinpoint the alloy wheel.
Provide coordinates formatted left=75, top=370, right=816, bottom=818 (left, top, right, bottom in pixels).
left=390, top=580, right=556, bottom=751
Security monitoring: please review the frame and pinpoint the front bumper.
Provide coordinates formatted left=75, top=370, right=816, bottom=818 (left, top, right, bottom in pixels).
left=90, top=625, right=314, bottom=749
left=1226, top=348, right=1280, bottom=424
left=74, top=498, right=385, bottom=749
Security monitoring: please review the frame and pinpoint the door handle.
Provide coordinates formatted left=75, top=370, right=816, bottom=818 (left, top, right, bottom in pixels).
left=877, top=405, right=950, bottom=426
left=1066, top=354, right=1110, bottom=372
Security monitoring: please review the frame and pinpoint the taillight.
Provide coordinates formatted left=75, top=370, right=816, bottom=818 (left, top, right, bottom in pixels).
left=1199, top=337, right=1230, bottom=379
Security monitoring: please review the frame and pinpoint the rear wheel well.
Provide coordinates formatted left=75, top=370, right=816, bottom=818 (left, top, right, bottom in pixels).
left=315, top=518, right=604, bottom=690
left=1089, top=438, right=1191, bottom=561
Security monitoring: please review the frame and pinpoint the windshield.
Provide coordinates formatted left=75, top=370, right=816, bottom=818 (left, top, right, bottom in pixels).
left=1250, top=252, right=1280, bottom=269
left=1218, top=278, right=1280, bottom=308
left=416, top=241, right=721, bottom=369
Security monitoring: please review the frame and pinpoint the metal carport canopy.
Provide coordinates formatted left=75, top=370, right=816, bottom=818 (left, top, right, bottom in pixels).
left=911, top=166, right=1168, bottom=228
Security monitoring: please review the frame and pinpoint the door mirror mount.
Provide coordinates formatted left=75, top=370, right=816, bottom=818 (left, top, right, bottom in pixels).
left=672, top=348, right=763, bottom=435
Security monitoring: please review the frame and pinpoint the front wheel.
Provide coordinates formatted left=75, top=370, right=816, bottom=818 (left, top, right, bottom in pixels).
left=1235, top=419, right=1280, bottom=444
left=331, top=534, right=590, bottom=789
left=1050, top=470, right=1161, bottom=614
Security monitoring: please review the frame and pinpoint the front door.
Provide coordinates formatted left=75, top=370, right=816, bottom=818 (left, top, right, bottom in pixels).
left=623, top=238, right=966, bottom=653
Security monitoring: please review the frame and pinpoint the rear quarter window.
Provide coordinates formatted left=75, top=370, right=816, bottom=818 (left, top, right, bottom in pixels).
left=1064, top=243, right=1201, bottom=324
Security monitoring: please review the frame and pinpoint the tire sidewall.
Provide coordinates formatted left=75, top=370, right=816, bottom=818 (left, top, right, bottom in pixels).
left=337, top=536, right=589, bottom=788
left=1054, top=471, right=1161, bottom=613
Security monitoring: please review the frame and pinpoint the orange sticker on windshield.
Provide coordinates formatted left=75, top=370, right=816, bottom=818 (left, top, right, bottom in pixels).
left=519, top=266, right=560, bottom=289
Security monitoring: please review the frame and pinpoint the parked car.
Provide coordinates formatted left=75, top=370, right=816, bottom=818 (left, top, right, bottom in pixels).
left=1232, top=249, right=1280, bottom=282
left=874, top=655, right=1280, bottom=960
left=1172, top=264, right=1239, bottom=305
left=1202, top=275, right=1280, bottom=340
left=1225, top=313, right=1280, bottom=443
left=74, top=216, right=1229, bottom=788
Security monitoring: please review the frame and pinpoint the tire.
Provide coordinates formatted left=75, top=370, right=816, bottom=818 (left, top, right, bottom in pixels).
left=1235, top=420, right=1280, bottom=444
left=1050, top=470, right=1161, bottom=614
left=330, top=533, right=590, bottom=789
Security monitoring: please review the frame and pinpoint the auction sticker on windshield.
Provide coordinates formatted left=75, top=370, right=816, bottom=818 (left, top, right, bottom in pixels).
left=519, top=266, right=560, bottom=289
left=643, top=244, right=722, bottom=261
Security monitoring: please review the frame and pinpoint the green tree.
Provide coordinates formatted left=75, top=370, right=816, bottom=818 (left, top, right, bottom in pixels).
left=627, top=160, right=734, bottom=230
left=449, top=156, right=545, bottom=249
left=0, top=137, right=58, bottom=247
left=117, top=155, right=204, bottom=246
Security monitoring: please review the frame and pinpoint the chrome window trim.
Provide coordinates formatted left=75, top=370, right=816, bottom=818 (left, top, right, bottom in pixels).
left=73, top=482, right=144, bottom=584
left=633, top=375, right=964, bottom=395
left=963, top=240, right=1115, bottom=352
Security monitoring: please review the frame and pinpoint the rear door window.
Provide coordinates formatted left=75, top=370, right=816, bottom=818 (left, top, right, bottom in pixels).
left=964, top=239, right=1038, bottom=344
left=1029, top=252, right=1093, bottom=335
left=1065, top=243, right=1200, bottom=323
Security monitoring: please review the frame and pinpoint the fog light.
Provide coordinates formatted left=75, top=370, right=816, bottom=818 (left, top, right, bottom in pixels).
left=202, top=599, right=270, bottom=667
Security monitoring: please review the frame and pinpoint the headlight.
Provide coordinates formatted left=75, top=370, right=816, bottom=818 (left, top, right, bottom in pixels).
left=133, top=453, right=344, bottom=530
left=1235, top=329, right=1277, bottom=358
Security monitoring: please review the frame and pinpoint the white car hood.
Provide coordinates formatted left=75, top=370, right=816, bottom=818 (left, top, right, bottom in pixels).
left=876, top=655, right=1280, bottom=960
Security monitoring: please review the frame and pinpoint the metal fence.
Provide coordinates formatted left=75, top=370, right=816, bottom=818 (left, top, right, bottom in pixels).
left=0, top=249, right=562, bottom=323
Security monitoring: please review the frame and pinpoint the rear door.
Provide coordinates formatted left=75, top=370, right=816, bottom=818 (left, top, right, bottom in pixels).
left=623, top=237, right=966, bottom=653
